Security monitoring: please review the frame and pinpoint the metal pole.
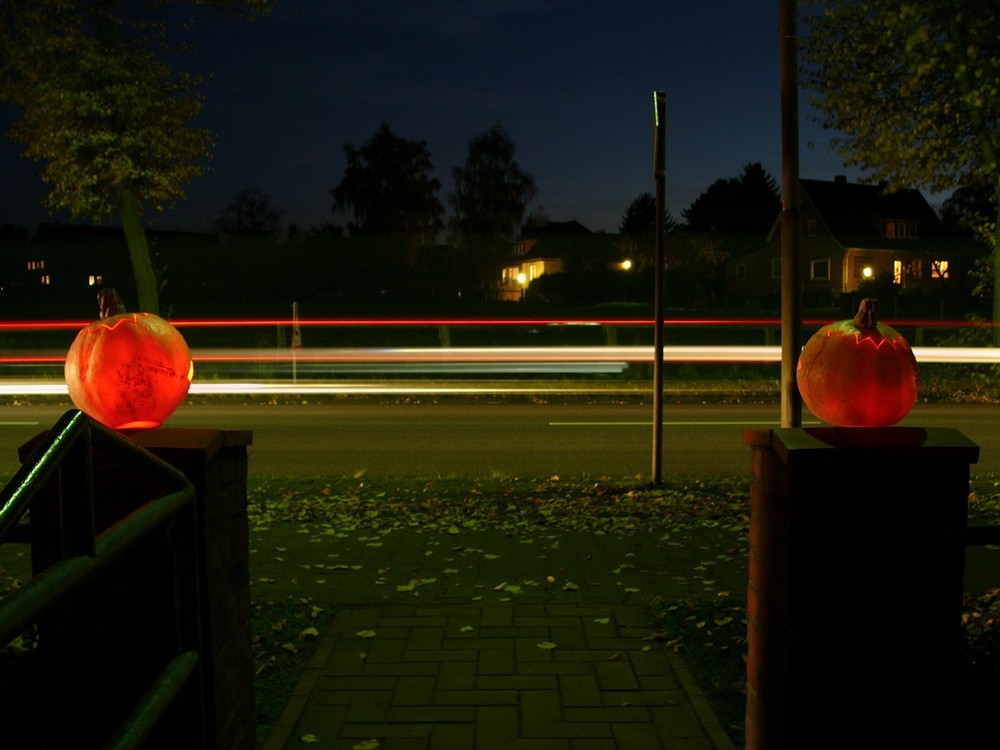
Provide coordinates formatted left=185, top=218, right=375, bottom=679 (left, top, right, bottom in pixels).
left=780, top=0, right=802, bottom=428
left=652, top=91, right=666, bottom=483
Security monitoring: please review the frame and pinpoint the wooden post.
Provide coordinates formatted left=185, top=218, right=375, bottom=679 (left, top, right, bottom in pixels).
left=652, top=90, right=666, bottom=483
left=780, top=0, right=802, bottom=428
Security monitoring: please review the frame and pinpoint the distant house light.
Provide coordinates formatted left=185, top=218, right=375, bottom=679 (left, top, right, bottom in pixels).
left=88, top=275, right=103, bottom=286
left=932, top=260, right=949, bottom=279
left=40, top=275, right=51, bottom=285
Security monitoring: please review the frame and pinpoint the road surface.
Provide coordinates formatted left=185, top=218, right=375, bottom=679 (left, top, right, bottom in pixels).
left=2, top=400, right=999, bottom=478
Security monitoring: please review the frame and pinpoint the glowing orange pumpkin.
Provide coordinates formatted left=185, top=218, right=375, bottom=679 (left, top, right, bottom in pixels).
left=64, top=289, right=193, bottom=430
left=797, top=298, right=918, bottom=427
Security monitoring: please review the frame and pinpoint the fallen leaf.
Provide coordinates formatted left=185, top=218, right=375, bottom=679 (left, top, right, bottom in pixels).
left=355, top=630, right=377, bottom=639
left=536, top=641, right=557, bottom=650
left=594, top=617, right=611, bottom=625
left=300, top=627, right=319, bottom=638
left=352, top=740, right=380, bottom=750
left=300, top=734, right=319, bottom=744
left=607, top=651, right=622, bottom=661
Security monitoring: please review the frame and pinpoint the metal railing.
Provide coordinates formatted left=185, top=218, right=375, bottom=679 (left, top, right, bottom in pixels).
left=0, top=409, right=203, bottom=750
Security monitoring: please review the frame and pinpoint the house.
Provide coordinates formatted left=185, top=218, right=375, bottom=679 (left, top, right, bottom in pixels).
left=726, top=176, right=974, bottom=310
left=498, top=220, right=617, bottom=302
left=1, top=223, right=224, bottom=316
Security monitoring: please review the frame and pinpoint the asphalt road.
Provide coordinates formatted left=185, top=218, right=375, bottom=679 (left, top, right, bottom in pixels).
left=2, top=400, right=1000, bottom=478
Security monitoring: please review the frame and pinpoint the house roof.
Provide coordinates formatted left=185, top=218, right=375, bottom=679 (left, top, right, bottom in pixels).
left=800, top=177, right=942, bottom=237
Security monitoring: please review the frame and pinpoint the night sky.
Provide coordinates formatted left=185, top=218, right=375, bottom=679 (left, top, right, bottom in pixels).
left=0, top=0, right=866, bottom=236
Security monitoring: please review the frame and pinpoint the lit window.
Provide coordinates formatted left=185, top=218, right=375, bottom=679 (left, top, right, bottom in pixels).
left=932, top=260, right=949, bottom=279
left=27, top=260, right=45, bottom=270
left=88, top=275, right=103, bottom=286
left=886, top=220, right=917, bottom=239
left=40, top=275, right=51, bottom=285
left=893, top=260, right=903, bottom=285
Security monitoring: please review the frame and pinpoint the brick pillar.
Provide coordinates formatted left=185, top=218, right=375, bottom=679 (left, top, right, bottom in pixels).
left=743, top=427, right=978, bottom=750
left=19, top=426, right=253, bottom=750
left=133, top=428, right=254, bottom=750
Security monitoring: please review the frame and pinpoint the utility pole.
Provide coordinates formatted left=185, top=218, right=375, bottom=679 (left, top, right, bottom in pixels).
left=652, top=91, right=666, bottom=483
left=780, top=0, right=802, bottom=428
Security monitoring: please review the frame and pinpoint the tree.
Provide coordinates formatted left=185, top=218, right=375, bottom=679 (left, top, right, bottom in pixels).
left=449, top=122, right=536, bottom=298
left=618, top=192, right=678, bottom=269
left=215, top=186, right=284, bottom=241
left=681, top=162, right=780, bottom=233
left=0, top=0, right=269, bottom=314
left=331, top=122, right=445, bottom=269
left=801, top=0, right=1000, bottom=335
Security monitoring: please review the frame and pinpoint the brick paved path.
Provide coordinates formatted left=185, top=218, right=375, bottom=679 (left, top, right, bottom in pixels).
left=263, top=602, right=734, bottom=750
left=255, top=523, right=745, bottom=749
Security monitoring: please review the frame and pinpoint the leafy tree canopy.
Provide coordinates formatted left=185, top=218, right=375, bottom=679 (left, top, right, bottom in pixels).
left=215, top=186, right=284, bottom=242
left=0, top=0, right=271, bottom=313
left=802, top=0, right=1000, bottom=327
left=681, top=162, right=780, bottom=233
left=331, top=122, right=445, bottom=244
left=449, top=122, right=536, bottom=242
left=802, top=0, right=999, bottom=198
left=619, top=192, right=678, bottom=236
left=448, top=122, right=536, bottom=294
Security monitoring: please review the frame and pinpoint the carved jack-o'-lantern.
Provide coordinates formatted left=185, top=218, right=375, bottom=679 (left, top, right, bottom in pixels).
left=796, top=298, right=919, bottom=427
left=64, top=289, right=193, bottom=430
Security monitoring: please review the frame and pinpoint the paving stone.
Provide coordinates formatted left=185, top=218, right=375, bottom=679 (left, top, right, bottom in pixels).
left=594, top=661, right=639, bottom=691
left=521, top=690, right=613, bottom=740
left=437, top=660, right=477, bottom=690
left=430, top=722, right=476, bottom=749
left=393, top=675, right=436, bottom=705
left=476, top=705, right=520, bottom=740
left=436, top=688, right=519, bottom=706
left=474, top=646, right=515, bottom=675
left=558, top=674, right=603, bottom=707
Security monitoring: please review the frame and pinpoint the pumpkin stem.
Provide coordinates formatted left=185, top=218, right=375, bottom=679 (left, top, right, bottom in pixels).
left=97, top=288, right=127, bottom=319
left=854, top=298, right=879, bottom=329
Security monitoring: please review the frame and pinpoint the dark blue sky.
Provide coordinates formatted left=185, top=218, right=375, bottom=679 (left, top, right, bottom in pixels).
left=0, top=0, right=866, bottom=236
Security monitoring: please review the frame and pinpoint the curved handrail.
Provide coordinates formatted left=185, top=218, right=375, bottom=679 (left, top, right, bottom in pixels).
left=0, top=409, right=202, bottom=749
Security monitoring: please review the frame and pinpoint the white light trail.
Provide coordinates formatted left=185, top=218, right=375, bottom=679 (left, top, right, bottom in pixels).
left=1, top=345, right=997, bottom=396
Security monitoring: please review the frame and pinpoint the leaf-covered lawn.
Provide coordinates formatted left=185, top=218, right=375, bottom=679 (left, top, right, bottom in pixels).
left=246, top=473, right=752, bottom=535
